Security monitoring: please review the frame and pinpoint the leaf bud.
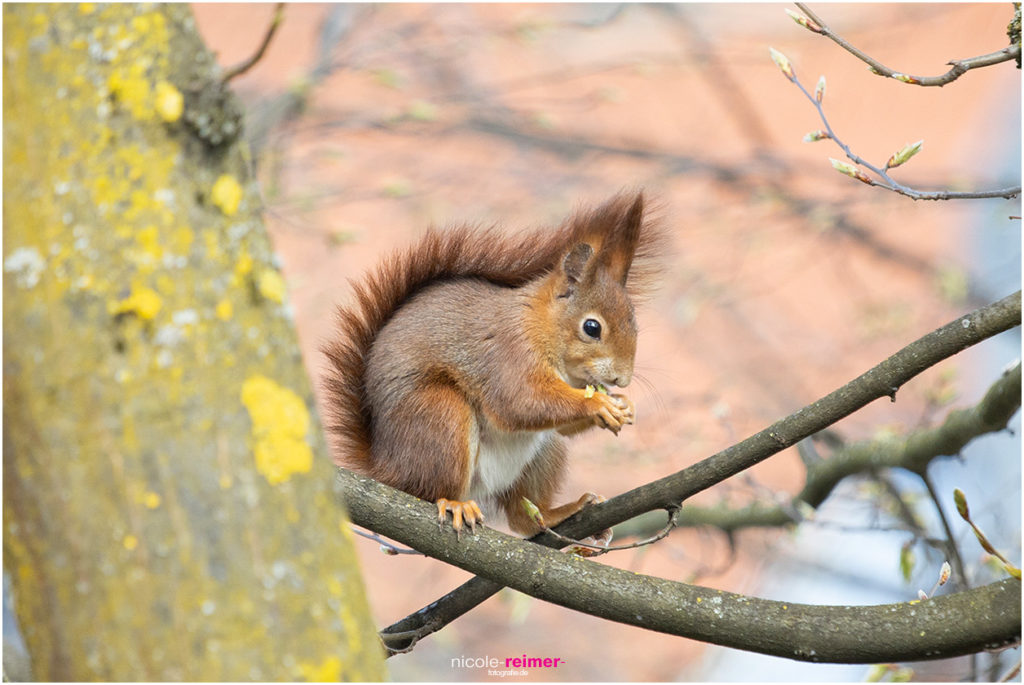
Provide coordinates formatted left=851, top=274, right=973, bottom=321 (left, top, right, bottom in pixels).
left=891, top=72, right=921, bottom=84
left=769, top=47, right=796, bottom=81
left=520, top=497, right=545, bottom=527
left=815, top=75, right=826, bottom=103
left=829, top=158, right=873, bottom=185
left=784, top=8, right=823, bottom=33
left=953, top=488, right=969, bottom=519
left=802, top=130, right=829, bottom=143
left=938, top=561, right=951, bottom=586
left=886, top=140, right=924, bottom=169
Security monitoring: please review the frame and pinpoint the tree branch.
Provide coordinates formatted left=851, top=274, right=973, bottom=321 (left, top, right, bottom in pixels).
left=367, top=291, right=1021, bottom=653
left=793, top=3, right=1022, bottom=87
left=337, top=468, right=1021, bottom=663
left=615, top=362, right=1021, bottom=537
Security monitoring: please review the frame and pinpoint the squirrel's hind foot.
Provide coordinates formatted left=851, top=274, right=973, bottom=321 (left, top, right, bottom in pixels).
left=436, top=498, right=484, bottom=539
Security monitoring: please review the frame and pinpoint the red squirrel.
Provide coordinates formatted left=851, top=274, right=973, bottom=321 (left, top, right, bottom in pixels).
left=322, top=192, right=658, bottom=536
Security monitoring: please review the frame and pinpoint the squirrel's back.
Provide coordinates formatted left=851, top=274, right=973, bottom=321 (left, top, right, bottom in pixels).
left=321, top=192, right=659, bottom=471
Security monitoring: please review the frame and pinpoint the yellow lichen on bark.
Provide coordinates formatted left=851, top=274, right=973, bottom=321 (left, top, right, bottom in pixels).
left=241, top=375, right=315, bottom=485
left=3, top=4, right=385, bottom=681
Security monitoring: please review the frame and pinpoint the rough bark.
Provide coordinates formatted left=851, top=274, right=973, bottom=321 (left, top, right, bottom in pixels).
left=3, top=4, right=385, bottom=680
left=340, top=468, right=1021, bottom=663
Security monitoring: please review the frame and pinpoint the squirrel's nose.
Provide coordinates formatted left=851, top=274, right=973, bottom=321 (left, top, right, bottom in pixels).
left=613, top=371, right=632, bottom=388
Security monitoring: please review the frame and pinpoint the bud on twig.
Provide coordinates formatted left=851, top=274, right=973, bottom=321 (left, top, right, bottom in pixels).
left=803, top=130, right=829, bottom=143
left=976, top=534, right=998, bottom=556
left=938, top=561, right=951, bottom=586
left=815, top=75, right=826, bottom=103
left=520, top=497, right=546, bottom=528
left=923, top=560, right=953, bottom=598
left=829, top=158, right=873, bottom=185
left=891, top=72, right=922, bottom=85
left=784, top=8, right=823, bottom=33
left=769, top=47, right=796, bottom=81
left=952, top=488, right=1021, bottom=579
left=886, top=140, right=924, bottom=169
left=953, top=488, right=969, bottom=519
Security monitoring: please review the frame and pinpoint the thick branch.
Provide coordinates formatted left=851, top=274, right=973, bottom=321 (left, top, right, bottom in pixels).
left=619, top=362, right=1021, bottom=536
left=794, top=3, right=1022, bottom=87
left=338, top=468, right=1021, bottom=663
left=375, top=291, right=1020, bottom=653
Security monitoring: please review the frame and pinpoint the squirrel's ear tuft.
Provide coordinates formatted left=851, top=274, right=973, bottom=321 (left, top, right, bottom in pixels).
left=599, top=192, right=643, bottom=285
left=562, top=242, right=594, bottom=286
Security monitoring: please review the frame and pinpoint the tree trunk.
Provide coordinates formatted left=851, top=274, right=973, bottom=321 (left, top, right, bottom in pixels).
left=3, top=4, right=386, bottom=680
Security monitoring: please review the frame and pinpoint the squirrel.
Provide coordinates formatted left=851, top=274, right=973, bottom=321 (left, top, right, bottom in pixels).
left=322, top=192, right=659, bottom=537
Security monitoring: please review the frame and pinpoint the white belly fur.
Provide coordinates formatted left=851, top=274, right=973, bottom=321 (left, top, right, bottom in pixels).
left=468, top=418, right=552, bottom=503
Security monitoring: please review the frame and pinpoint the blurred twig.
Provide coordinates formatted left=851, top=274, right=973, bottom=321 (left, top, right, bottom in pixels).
left=222, top=3, right=285, bottom=83
left=919, top=470, right=977, bottom=681
left=351, top=526, right=423, bottom=555
left=657, top=4, right=777, bottom=151
left=999, top=658, right=1021, bottom=682
left=245, top=5, right=370, bottom=157
left=919, top=472, right=969, bottom=590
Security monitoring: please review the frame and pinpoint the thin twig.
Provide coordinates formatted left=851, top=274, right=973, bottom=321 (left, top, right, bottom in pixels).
left=793, top=3, right=1021, bottom=87
left=919, top=472, right=977, bottom=682
left=787, top=69, right=1020, bottom=201
left=954, top=489, right=1023, bottom=579
left=351, top=526, right=423, bottom=555
left=541, top=506, right=680, bottom=556
left=919, top=472, right=970, bottom=590
left=222, top=3, right=286, bottom=83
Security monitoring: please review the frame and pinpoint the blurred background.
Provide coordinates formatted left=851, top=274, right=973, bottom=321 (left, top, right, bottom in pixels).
left=190, top=3, right=1020, bottom=680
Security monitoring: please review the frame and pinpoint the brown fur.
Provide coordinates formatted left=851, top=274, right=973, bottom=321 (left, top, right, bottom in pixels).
left=321, top=192, right=660, bottom=533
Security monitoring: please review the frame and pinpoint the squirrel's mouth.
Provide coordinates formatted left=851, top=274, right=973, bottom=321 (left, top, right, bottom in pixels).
left=559, top=369, right=590, bottom=390
left=565, top=371, right=615, bottom=391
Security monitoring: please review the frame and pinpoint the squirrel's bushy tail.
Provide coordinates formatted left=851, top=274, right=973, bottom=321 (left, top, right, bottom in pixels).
left=321, top=191, right=661, bottom=469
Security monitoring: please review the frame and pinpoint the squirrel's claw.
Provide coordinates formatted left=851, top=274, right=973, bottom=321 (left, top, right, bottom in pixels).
left=592, top=392, right=634, bottom=434
left=436, top=498, right=484, bottom=539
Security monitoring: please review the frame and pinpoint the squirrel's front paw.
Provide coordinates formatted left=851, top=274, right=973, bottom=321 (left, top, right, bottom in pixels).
left=610, top=393, right=634, bottom=422
left=592, top=392, right=634, bottom=434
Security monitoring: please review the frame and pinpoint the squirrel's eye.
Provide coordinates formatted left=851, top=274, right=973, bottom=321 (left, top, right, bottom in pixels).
left=582, top=318, right=602, bottom=340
